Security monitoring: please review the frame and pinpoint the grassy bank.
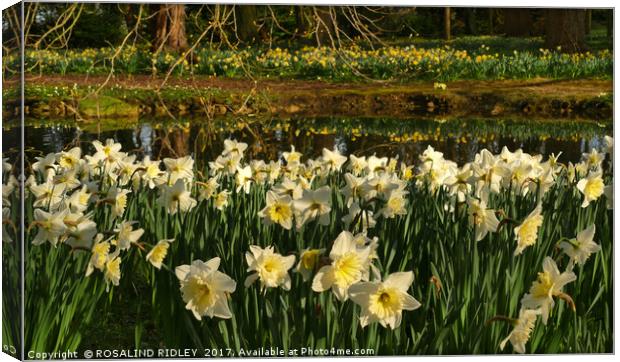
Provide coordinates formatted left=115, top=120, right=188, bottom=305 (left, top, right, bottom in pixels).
left=6, top=37, right=612, bottom=82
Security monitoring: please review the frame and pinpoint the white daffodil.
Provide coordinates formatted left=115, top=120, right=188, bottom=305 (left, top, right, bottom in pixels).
left=521, top=257, right=576, bottom=324
left=499, top=308, right=541, bottom=354
left=467, top=197, right=499, bottom=242
left=272, top=178, right=303, bottom=200
left=114, top=221, right=145, bottom=250
left=222, top=139, right=248, bottom=158
left=294, top=186, right=332, bottom=228
left=295, top=248, right=325, bottom=281
left=244, top=245, right=295, bottom=291
left=349, top=271, right=421, bottom=329
left=577, top=172, right=605, bottom=208
left=312, top=231, right=371, bottom=301
left=197, top=177, right=220, bottom=201
left=378, top=189, right=408, bottom=218
left=559, top=224, right=601, bottom=269
left=164, top=156, right=194, bottom=184
left=348, top=154, right=367, bottom=176
left=57, top=147, right=82, bottom=170
left=258, top=191, right=294, bottom=230
left=235, top=165, right=253, bottom=194
left=157, top=179, right=197, bottom=215
left=321, top=148, right=347, bottom=173
left=513, top=204, right=543, bottom=255
left=214, top=190, right=230, bottom=210
left=176, top=257, right=237, bottom=320
left=146, top=239, right=174, bottom=269
left=106, top=186, right=131, bottom=219
left=31, top=208, right=68, bottom=246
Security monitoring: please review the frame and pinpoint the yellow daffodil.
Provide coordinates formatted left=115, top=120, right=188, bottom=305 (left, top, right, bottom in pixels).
left=577, top=172, right=605, bottom=208
left=258, top=191, right=294, bottom=230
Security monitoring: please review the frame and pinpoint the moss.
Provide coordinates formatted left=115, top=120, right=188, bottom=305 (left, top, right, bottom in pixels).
left=78, top=95, right=139, bottom=118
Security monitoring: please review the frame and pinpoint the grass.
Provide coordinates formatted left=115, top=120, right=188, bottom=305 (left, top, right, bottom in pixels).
left=3, top=135, right=613, bottom=355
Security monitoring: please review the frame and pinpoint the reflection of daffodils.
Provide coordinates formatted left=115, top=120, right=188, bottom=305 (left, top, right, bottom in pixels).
left=176, top=258, right=237, bottom=320
left=349, top=272, right=421, bottom=329
left=245, top=245, right=296, bottom=291
left=521, top=257, right=576, bottom=324
left=312, top=231, right=372, bottom=301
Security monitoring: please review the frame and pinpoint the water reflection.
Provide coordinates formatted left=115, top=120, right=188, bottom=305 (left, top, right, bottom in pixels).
left=9, top=116, right=612, bottom=167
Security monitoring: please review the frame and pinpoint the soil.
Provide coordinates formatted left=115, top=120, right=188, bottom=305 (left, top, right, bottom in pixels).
left=3, top=75, right=613, bottom=120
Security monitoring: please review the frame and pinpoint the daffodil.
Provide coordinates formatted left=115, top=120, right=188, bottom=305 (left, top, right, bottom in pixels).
left=104, top=252, right=122, bottom=290
left=157, top=179, right=197, bottom=215
left=146, top=239, right=174, bottom=269
left=258, top=191, right=294, bottom=230
left=378, top=189, right=408, bottom=218
left=467, top=197, right=499, bottom=242
left=114, top=221, right=145, bottom=250
left=499, top=308, right=541, bottom=354
left=559, top=224, right=600, bottom=268
left=295, top=248, right=325, bottom=281
left=164, top=156, right=195, bottom=184
left=312, top=231, right=372, bottom=301
left=514, top=204, right=543, bottom=255
left=31, top=208, right=68, bottom=246
left=521, top=257, right=576, bottom=324
left=175, top=257, right=237, bottom=320
left=244, top=245, right=296, bottom=291
left=321, top=148, right=347, bottom=173
left=222, top=139, right=248, bottom=157
left=349, top=272, right=421, bottom=329
left=106, top=186, right=131, bottom=219
left=577, top=172, right=605, bottom=208
left=214, top=190, right=230, bottom=210
left=294, top=186, right=332, bottom=228
left=86, top=236, right=109, bottom=276
left=235, top=165, right=253, bottom=194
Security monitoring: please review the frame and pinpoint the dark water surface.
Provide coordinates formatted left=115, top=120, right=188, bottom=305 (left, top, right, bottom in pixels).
left=2, top=116, right=612, bottom=167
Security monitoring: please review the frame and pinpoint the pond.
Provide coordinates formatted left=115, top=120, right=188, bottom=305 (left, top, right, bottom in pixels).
left=3, top=116, right=612, bottom=167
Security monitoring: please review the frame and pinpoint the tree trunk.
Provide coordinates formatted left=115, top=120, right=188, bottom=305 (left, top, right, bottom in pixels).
left=465, top=8, right=477, bottom=35
left=315, top=6, right=336, bottom=46
left=545, top=9, right=587, bottom=52
left=502, top=8, right=532, bottom=36
left=295, top=6, right=311, bottom=37
left=153, top=4, right=187, bottom=52
left=235, top=5, right=259, bottom=43
left=585, top=9, right=592, bottom=35
left=488, top=8, right=494, bottom=34
left=444, top=7, right=451, bottom=41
